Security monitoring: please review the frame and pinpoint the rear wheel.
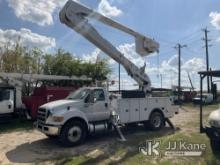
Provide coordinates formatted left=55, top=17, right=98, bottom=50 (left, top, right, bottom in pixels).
left=145, top=111, right=165, bottom=131
left=59, top=120, right=87, bottom=147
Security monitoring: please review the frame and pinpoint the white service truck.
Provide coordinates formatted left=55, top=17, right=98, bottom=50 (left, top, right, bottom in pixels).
left=35, top=0, right=178, bottom=146
left=0, top=73, right=24, bottom=118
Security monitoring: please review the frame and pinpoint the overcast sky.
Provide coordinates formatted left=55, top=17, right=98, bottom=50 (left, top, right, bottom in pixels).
left=0, top=0, right=220, bottom=90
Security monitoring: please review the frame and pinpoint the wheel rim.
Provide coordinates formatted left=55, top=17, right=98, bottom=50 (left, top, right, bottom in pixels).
left=67, top=126, right=82, bottom=143
left=151, top=115, right=161, bottom=128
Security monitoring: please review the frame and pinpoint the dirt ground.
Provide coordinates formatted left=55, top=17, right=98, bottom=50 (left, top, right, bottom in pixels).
left=0, top=106, right=210, bottom=165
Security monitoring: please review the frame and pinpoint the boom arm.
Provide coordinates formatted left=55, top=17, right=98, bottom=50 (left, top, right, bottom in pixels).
left=60, top=0, right=159, bottom=92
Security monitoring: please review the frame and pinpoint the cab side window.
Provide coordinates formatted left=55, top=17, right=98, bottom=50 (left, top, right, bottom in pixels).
left=94, top=89, right=105, bottom=101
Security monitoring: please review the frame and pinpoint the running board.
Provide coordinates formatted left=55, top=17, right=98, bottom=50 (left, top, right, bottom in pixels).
left=112, top=123, right=126, bottom=142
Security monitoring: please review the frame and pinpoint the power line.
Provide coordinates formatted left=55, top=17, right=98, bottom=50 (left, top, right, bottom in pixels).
left=185, top=47, right=201, bottom=55
left=172, top=29, right=201, bottom=43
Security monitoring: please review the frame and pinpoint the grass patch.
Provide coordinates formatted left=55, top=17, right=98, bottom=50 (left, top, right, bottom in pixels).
left=183, top=102, right=219, bottom=111
left=48, top=103, right=220, bottom=165
left=0, top=119, right=33, bottom=133
left=51, top=131, right=220, bottom=165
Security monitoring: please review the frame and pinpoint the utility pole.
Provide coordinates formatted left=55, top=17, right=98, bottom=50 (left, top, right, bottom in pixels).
left=174, top=44, right=187, bottom=104
left=202, top=28, right=211, bottom=93
left=160, top=74, right=163, bottom=88
left=119, top=63, right=121, bottom=93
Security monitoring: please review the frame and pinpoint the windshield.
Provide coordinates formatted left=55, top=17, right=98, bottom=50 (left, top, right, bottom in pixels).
left=0, top=90, right=10, bottom=101
left=66, top=88, right=90, bottom=100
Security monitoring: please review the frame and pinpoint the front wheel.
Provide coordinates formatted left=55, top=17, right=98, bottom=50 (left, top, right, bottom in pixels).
left=145, top=111, right=165, bottom=131
left=59, top=120, right=87, bottom=147
left=210, top=138, right=220, bottom=153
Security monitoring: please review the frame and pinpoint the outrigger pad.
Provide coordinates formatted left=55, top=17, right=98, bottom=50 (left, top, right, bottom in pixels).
left=113, top=124, right=126, bottom=142
left=121, top=90, right=145, bottom=99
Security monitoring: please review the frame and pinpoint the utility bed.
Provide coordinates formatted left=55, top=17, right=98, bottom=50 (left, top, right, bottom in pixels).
left=113, top=97, right=177, bottom=124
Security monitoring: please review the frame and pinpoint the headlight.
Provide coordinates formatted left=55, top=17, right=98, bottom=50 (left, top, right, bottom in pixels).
left=209, top=120, right=220, bottom=128
left=52, top=116, right=64, bottom=122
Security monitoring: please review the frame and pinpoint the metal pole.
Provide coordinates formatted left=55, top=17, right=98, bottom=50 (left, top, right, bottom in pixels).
left=200, top=74, right=204, bottom=133
left=178, top=44, right=181, bottom=104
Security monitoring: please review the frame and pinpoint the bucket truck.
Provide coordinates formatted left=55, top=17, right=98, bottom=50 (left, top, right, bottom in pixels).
left=35, top=0, right=178, bottom=146
left=0, top=72, right=91, bottom=119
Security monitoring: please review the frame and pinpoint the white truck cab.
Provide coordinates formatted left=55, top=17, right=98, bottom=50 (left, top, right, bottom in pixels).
left=0, top=86, right=16, bottom=116
left=35, top=87, right=178, bottom=146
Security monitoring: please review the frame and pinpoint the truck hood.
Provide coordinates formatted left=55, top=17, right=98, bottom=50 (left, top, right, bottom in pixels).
left=208, top=109, right=220, bottom=128
left=40, top=99, right=82, bottom=110
left=209, top=109, right=220, bottom=122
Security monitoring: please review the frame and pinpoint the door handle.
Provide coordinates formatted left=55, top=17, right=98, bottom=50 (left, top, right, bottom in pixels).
left=105, top=103, right=108, bottom=108
left=8, top=105, right=11, bottom=109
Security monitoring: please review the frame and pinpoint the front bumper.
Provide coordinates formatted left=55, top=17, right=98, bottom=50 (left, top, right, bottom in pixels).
left=34, top=122, right=61, bottom=136
left=205, top=126, right=220, bottom=140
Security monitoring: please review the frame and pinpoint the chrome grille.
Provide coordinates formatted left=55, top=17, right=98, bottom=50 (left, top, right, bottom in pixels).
left=37, top=108, right=47, bottom=124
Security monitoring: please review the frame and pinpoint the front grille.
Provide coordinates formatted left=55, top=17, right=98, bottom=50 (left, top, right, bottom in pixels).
left=37, top=108, right=47, bottom=124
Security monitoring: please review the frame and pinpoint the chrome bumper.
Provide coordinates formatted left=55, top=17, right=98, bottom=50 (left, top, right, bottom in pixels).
left=34, top=122, right=61, bottom=136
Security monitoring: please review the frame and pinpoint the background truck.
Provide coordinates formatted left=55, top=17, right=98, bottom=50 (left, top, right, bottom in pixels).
left=0, top=72, right=91, bottom=119
left=35, top=0, right=178, bottom=146
left=192, top=93, right=213, bottom=105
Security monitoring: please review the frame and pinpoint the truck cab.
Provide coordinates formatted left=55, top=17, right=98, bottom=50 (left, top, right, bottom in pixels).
left=0, top=86, right=15, bottom=116
left=35, top=87, right=111, bottom=144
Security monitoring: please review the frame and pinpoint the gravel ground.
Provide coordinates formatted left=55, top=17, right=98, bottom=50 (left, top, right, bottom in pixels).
left=0, top=107, right=204, bottom=165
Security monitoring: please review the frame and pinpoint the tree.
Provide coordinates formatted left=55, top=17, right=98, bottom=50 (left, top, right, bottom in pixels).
left=0, top=44, right=111, bottom=83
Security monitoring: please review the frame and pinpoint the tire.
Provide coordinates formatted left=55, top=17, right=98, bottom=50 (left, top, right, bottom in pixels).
left=145, top=111, right=165, bottom=131
left=59, top=120, right=87, bottom=147
left=210, top=138, right=220, bottom=153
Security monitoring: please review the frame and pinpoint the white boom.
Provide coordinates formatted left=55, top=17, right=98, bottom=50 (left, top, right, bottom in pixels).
left=59, top=0, right=159, bottom=93
left=0, top=72, right=91, bottom=83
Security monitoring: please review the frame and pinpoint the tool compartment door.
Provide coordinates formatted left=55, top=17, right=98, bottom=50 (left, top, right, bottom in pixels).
left=140, top=98, right=150, bottom=121
left=119, top=99, right=130, bottom=123
left=129, top=99, right=140, bottom=122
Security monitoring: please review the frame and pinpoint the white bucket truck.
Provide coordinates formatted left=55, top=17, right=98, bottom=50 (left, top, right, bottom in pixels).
left=35, top=0, right=178, bottom=146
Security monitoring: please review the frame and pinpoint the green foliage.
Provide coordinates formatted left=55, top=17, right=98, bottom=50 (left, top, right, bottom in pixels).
left=0, top=44, right=111, bottom=82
